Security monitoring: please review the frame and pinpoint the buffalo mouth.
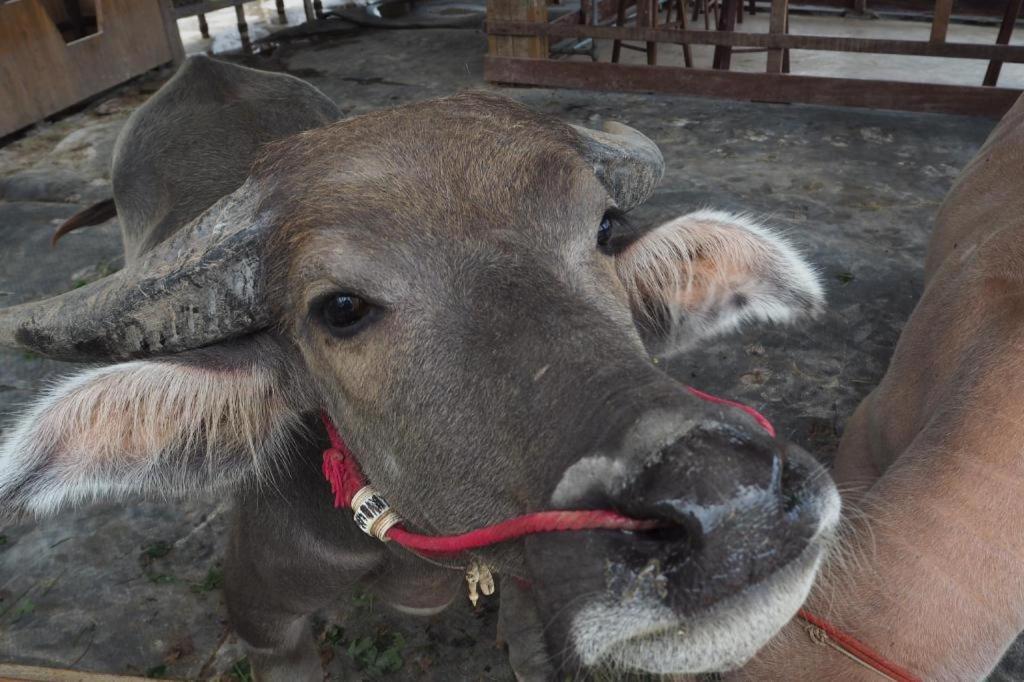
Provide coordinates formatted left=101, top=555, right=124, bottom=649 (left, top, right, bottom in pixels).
left=570, top=529, right=831, bottom=674
left=526, top=445, right=841, bottom=675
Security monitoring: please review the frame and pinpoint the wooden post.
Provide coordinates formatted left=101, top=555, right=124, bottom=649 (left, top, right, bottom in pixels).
left=767, top=0, right=788, bottom=72
left=984, top=0, right=1023, bottom=86
left=488, top=0, right=548, bottom=59
left=929, top=0, right=953, bottom=43
left=637, top=0, right=657, bottom=64
left=198, top=12, right=210, bottom=37
left=713, top=0, right=739, bottom=69
left=157, top=0, right=186, bottom=65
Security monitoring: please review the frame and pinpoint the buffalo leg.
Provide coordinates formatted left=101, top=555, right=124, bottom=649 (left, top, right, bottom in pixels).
left=498, top=577, right=556, bottom=682
left=224, top=494, right=386, bottom=681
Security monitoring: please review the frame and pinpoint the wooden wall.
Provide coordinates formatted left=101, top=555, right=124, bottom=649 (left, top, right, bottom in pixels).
left=0, top=0, right=183, bottom=137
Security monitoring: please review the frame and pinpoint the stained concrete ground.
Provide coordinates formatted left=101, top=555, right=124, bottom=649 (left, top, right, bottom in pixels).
left=1, top=14, right=1022, bottom=682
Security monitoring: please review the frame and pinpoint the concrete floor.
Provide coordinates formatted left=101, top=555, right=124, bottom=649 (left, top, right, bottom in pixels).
left=0, top=13, right=1022, bottom=682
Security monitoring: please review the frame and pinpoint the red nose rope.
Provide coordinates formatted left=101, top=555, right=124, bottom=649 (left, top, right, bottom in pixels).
left=319, top=387, right=918, bottom=682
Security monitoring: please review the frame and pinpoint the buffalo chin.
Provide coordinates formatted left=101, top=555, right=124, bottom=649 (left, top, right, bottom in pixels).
left=569, top=494, right=839, bottom=675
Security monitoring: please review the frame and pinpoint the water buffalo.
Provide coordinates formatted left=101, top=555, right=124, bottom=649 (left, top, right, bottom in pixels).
left=731, top=94, right=1024, bottom=682
left=0, top=56, right=838, bottom=679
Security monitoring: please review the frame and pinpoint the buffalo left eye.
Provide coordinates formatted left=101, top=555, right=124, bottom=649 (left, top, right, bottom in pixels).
left=597, top=213, right=613, bottom=247
left=318, top=293, right=376, bottom=338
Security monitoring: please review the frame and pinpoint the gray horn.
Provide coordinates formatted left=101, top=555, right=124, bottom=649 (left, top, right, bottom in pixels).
left=0, top=184, right=271, bottom=362
left=571, top=121, right=665, bottom=211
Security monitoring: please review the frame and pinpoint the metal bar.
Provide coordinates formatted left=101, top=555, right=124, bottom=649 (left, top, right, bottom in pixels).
left=487, top=20, right=1024, bottom=62
left=483, top=56, right=1021, bottom=117
left=984, top=0, right=1024, bottom=85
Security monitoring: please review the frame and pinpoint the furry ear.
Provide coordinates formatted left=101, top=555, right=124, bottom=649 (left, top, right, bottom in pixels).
left=0, top=335, right=311, bottom=519
left=616, top=210, right=824, bottom=357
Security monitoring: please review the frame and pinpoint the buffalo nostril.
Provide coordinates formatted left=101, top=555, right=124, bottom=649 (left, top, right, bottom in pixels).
left=640, top=505, right=705, bottom=552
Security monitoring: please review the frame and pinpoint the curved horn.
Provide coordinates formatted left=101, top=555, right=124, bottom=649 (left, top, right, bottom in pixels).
left=571, top=121, right=665, bottom=211
left=0, top=184, right=271, bottom=362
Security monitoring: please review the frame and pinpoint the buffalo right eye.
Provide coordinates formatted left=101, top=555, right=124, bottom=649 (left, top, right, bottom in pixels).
left=317, top=293, right=376, bottom=338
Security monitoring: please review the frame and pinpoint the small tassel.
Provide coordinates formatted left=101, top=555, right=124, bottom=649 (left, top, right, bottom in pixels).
left=322, top=448, right=351, bottom=509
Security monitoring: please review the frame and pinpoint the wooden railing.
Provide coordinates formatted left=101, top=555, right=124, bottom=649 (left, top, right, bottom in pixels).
left=484, top=0, right=1024, bottom=117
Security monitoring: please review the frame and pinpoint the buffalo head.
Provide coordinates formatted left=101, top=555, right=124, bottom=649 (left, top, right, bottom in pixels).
left=0, top=56, right=837, bottom=676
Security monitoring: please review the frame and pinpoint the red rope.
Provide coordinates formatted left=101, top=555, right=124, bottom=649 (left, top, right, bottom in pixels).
left=797, top=608, right=921, bottom=682
left=320, top=389, right=913, bottom=681
left=319, top=412, right=660, bottom=550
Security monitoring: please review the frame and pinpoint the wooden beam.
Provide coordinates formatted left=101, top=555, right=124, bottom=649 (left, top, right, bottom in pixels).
left=929, top=0, right=953, bottom=42
left=171, top=0, right=248, bottom=18
left=767, top=0, right=788, bottom=72
left=0, top=663, right=153, bottom=682
left=484, top=56, right=1021, bottom=117
left=487, top=21, right=1024, bottom=62
left=984, top=0, right=1024, bottom=86
left=488, top=0, right=548, bottom=58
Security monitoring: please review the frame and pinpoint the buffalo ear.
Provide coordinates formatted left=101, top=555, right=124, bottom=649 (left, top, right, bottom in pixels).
left=0, top=335, right=312, bottom=519
left=615, top=209, right=824, bottom=357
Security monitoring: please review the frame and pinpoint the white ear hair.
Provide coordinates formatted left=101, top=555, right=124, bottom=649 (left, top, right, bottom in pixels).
left=0, top=339, right=308, bottom=518
left=616, top=209, right=824, bottom=356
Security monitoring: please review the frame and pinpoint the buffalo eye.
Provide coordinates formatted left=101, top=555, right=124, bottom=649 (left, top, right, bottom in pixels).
left=597, top=213, right=614, bottom=248
left=598, top=208, right=631, bottom=254
left=318, top=294, right=375, bottom=337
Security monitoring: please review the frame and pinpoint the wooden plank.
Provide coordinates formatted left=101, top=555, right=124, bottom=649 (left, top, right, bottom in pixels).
left=984, top=0, right=1024, bottom=86
left=767, top=0, right=788, bottom=72
left=487, top=0, right=547, bottom=58
left=929, top=0, right=953, bottom=42
left=487, top=20, right=1024, bottom=62
left=483, top=56, right=1022, bottom=117
left=0, top=0, right=176, bottom=136
left=0, top=663, right=152, bottom=682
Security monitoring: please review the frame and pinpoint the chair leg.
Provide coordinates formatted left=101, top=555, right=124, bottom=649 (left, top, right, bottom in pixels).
left=235, top=4, right=251, bottom=52
left=674, top=0, right=693, bottom=66
left=611, top=0, right=627, bottom=63
left=644, top=0, right=657, bottom=65
left=276, top=0, right=287, bottom=22
left=197, top=12, right=210, bottom=38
